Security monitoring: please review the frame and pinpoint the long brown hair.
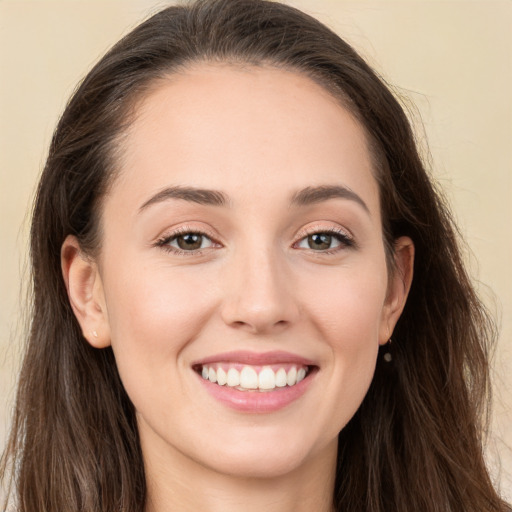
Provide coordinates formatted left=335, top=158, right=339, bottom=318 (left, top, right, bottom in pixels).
left=1, top=1, right=509, bottom=510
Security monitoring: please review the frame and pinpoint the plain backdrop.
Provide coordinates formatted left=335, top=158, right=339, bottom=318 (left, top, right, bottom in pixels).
left=1, top=0, right=511, bottom=501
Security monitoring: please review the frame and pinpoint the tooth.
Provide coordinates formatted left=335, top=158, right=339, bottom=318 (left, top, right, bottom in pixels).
left=217, top=367, right=227, bottom=386
left=275, top=368, right=287, bottom=387
left=258, top=366, right=276, bottom=390
left=240, top=366, right=258, bottom=389
left=226, top=368, right=240, bottom=387
left=287, top=367, right=297, bottom=386
left=202, top=363, right=306, bottom=389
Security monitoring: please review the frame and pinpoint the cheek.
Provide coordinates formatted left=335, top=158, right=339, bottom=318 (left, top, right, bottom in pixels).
left=299, top=260, right=387, bottom=410
left=101, top=262, right=217, bottom=387
left=303, top=260, right=388, bottom=346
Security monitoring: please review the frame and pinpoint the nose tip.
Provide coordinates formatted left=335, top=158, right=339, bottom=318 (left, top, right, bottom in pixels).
left=225, top=306, right=293, bottom=335
left=220, top=252, right=299, bottom=334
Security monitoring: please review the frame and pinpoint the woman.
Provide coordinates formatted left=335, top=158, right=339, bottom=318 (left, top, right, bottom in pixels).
left=1, top=0, right=509, bottom=510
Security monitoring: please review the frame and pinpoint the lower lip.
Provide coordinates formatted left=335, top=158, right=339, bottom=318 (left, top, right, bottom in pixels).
left=196, top=371, right=315, bottom=413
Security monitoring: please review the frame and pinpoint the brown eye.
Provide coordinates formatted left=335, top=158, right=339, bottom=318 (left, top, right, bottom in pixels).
left=161, top=232, right=215, bottom=252
left=176, top=233, right=204, bottom=250
left=295, top=230, right=353, bottom=252
left=308, top=233, right=332, bottom=250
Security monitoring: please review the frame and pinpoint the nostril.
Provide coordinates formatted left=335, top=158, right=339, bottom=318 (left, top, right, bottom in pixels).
left=227, top=318, right=291, bottom=334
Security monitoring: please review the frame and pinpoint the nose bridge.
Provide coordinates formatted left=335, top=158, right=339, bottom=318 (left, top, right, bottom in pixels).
left=221, top=239, right=298, bottom=333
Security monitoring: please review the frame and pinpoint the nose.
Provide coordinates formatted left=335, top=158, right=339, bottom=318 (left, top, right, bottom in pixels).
left=220, top=245, right=300, bottom=335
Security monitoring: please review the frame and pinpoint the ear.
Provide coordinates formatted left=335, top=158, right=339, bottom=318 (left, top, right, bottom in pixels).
left=379, top=236, right=414, bottom=345
left=61, top=235, right=111, bottom=348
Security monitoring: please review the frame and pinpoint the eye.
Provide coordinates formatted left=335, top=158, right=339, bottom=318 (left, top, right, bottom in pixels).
left=157, top=230, right=216, bottom=253
left=295, top=229, right=354, bottom=251
left=172, top=232, right=212, bottom=251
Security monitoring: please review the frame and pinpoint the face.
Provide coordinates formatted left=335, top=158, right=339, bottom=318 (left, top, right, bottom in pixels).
left=64, top=64, right=413, bottom=481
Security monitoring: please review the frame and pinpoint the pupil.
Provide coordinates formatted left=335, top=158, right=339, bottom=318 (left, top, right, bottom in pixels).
left=177, top=233, right=202, bottom=250
left=309, top=233, right=331, bottom=250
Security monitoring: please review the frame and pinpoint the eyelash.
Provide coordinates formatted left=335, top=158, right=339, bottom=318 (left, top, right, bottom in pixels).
left=293, top=226, right=355, bottom=254
left=155, top=226, right=220, bottom=256
left=155, top=226, right=355, bottom=256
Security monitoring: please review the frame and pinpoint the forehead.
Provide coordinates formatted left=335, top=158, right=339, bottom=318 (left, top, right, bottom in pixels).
left=110, top=63, right=379, bottom=214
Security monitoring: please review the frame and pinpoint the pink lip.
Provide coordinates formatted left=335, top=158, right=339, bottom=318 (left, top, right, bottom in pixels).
left=192, top=350, right=316, bottom=367
left=196, top=373, right=316, bottom=413
left=192, top=351, right=318, bottom=413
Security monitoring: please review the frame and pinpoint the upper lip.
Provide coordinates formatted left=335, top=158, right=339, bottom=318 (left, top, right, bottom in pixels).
left=191, top=350, right=316, bottom=367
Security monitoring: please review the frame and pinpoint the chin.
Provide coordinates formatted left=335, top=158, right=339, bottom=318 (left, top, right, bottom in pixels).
left=192, top=428, right=336, bottom=480
left=202, top=447, right=312, bottom=480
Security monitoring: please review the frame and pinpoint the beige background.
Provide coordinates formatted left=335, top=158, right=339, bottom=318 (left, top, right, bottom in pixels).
left=1, top=0, right=511, bottom=501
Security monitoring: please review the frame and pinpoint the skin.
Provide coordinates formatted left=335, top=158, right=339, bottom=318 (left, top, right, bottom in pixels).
left=62, top=64, right=414, bottom=512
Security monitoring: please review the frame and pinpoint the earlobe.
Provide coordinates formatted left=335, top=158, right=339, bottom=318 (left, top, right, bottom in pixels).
left=379, top=236, right=415, bottom=344
left=61, top=235, right=111, bottom=348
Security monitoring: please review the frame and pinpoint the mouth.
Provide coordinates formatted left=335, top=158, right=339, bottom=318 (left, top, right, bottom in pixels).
left=193, top=362, right=315, bottom=392
left=191, top=351, right=318, bottom=413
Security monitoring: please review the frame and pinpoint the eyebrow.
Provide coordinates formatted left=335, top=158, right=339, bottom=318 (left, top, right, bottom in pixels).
left=138, top=183, right=369, bottom=215
left=139, top=186, right=229, bottom=212
left=290, top=185, right=370, bottom=214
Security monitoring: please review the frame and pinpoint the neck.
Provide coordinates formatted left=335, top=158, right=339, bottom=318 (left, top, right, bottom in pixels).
left=142, top=433, right=337, bottom=512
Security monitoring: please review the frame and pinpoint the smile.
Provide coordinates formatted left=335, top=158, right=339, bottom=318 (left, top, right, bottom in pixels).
left=198, top=363, right=310, bottom=392
left=192, top=351, right=318, bottom=412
